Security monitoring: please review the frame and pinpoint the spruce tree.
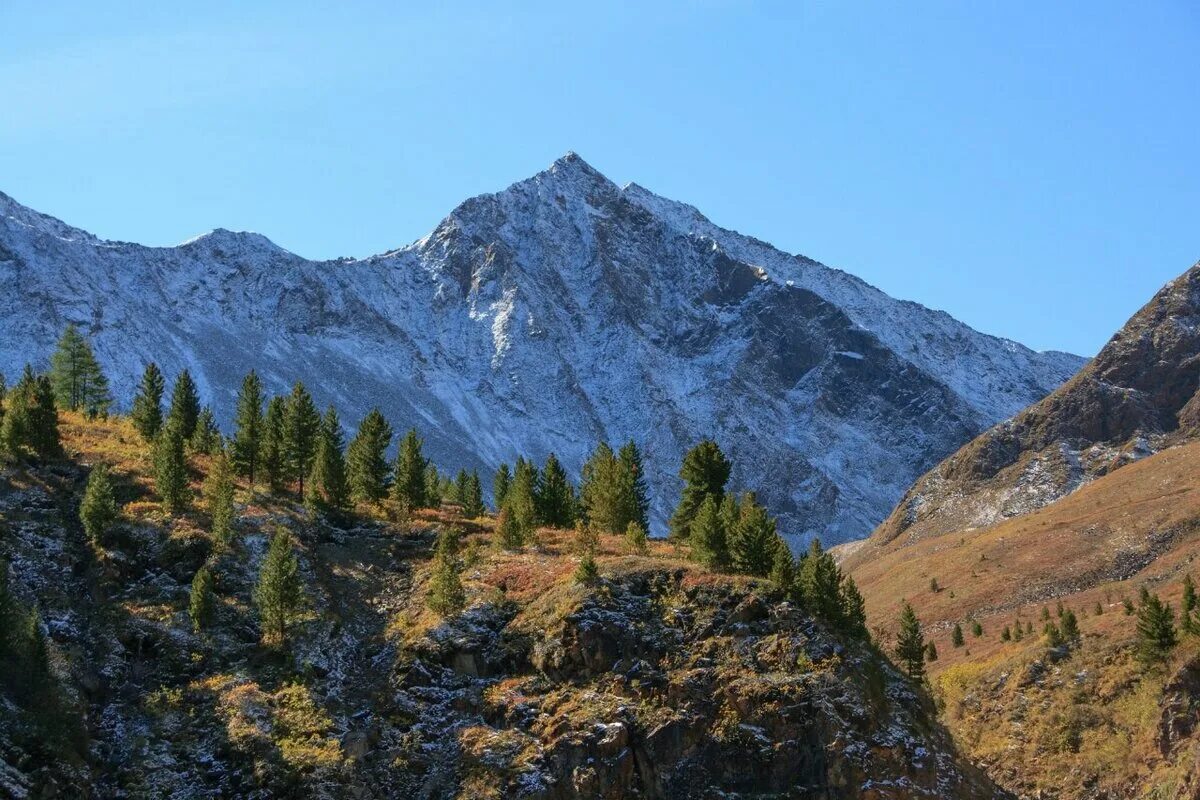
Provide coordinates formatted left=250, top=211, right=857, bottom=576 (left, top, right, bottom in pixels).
left=391, top=429, right=428, bottom=509
left=254, top=529, right=304, bottom=645
left=689, top=495, right=729, bottom=570
left=307, top=406, right=350, bottom=516
left=282, top=382, right=320, bottom=497
left=49, top=323, right=111, bottom=415
left=427, top=530, right=467, bottom=617
left=506, top=459, right=538, bottom=543
left=669, top=439, right=731, bottom=540
left=167, top=370, right=201, bottom=441
left=462, top=471, right=485, bottom=519
left=426, top=464, right=444, bottom=507
left=262, top=396, right=286, bottom=494
left=1135, top=591, right=1177, bottom=664
left=204, top=449, right=236, bottom=548
left=189, top=564, right=215, bottom=632
left=189, top=406, right=222, bottom=454
left=618, top=441, right=650, bottom=532
left=231, top=371, right=264, bottom=484
left=769, top=539, right=795, bottom=592
left=625, top=520, right=649, bottom=555
left=895, top=601, right=926, bottom=679
left=729, top=493, right=777, bottom=577
left=797, top=539, right=844, bottom=624
left=154, top=423, right=189, bottom=514
left=346, top=408, right=392, bottom=504
left=80, top=464, right=118, bottom=545
left=535, top=453, right=575, bottom=527
left=840, top=576, right=869, bottom=640
left=453, top=469, right=471, bottom=507
left=130, top=362, right=165, bottom=442
left=951, top=623, right=964, bottom=647
left=493, top=463, right=512, bottom=510
left=580, top=443, right=626, bottom=533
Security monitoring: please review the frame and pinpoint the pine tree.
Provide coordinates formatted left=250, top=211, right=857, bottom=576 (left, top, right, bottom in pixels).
left=797, top=539, right=843, bottom=624
left=80, top=463, right=118, bottom=545
left=1135, top=591, right=1177, bottom=664
left=506, top=459, right=538, bottom=544
left=1183, top=574, right=1197, bottom=634
left=840, top=576, right=869, bottom=640
left=625, top=520, right=649, bottom=555
left=689, top=494, right=729, bottom=570
left=189, top=406, right=222, bottom=454
left=427, top=530, right=466, bottom=617
left=668, top=439, right=731, bottom=540
left=49, top=323, right=111, bottom=415
left=231, top=371, right=264, bottom=484
left=580, top=443, right=630, bottom=533
left=951, top=623, right=964, bottom=647
left=895, top=601, right=926, bottom=679
left=493, top=463, right=512, bottom=510
left=307, top=406, right=350, bottom=517
left=770, top=539, right=795, bottom=592
left=535, top=453, right=575, bottom=527
left=167, top=370, right=201, bottom=441
left=282, top=382, right=320, bottom=497
left=462, top=471, right=485, bottom=519
left=346, top=408, right=392, bottom=504
left=452, top=469, right=471, bottom=507
left=618, top=441, right=650, bottom=532
left=262, top=396, right=287, bottom=494
left=391, top=429, right=428, bottom=509
left=154, top=423, right=189, bottom=514
left=254, top=529, right=304, bottom=645
left=729, top=493, right=777, bottom=577
left=426, top=464, right=445, bottom=507
left=189, top=564, right=215, bottom=632
left=204, top=449, right=236, bottom=548
left=130, top=363, right=165, bottom=442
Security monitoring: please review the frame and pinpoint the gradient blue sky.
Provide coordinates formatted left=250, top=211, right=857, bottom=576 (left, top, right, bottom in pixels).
left=2, top=2, right=1196, bottom=356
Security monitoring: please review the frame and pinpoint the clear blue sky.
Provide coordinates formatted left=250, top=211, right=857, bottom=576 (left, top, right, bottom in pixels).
left=2, top=2, right=1196, bottom=356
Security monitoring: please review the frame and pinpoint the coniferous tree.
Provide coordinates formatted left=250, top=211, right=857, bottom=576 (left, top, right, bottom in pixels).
left=346, top=408, right=392, bottom=504
left=493, top=463, right=512, bottom=511
left=391, top=429, right=428, bottom=509
left=0, top=374, right=6, bottom=431
left=130, top=363, right=165, bottom=442
left=29, top=375, right=63, bottom=459
left=618, top=441, right=650, bottom=532
left=769, top=539, right=795, bottom=592
left=1001, top=626, right=1011, bottom=642
left=307, top=406, right=350, bottom=517
left=971, top=620, right=984, bottom=638
left=729, top=493, right=777, bottom=577
left=21, top=609, right=54, bottom=700
left=669, top=439, right=731, bottom=540
left=580, top=443, right=628, bottom=533
left=154, top=423, right=189, bottom=514
left=1135, top=590, right=1177, bottom=664
left=575, top=551, right=600, bottom=585
left=204, top=449, right=236, bottom=548
left=190, top=406, right=222, bottom=454
left=689, top=494, right=729, bottom=570
left=462, top=471, right=485, bottom=519
left=254, top=528, right=304, bottom=645
left=496, top=506, right=523, bottom=550
left=282, top=382, right=320, bottom=498
left=1183, top=574, right=1197, bottom=634
left=925, top=641, right=938, bottom=663
left=453, top=469, right=471, bottom=506
left=895, top=601, right=926, bottom=679
left=49, top=323, right=111, bottom=415
left=231, top=371, right=264, bottom=484
left=0, top=366, right=35, bottom=457
left=167, top=370, right=201, bottom=441
left=0, top=562, right=18, bottom=659
left=426, top=464, right=444, bottom=508
left=625, top=520, right=649, bottom=555
left=536, top=453, right=575, bottom=527
left=427, top=530, right=466, bottom=617
left=840, top=576, right=869, bottom=640
left=80, top=464, right=118, bottom=545
left=189, top=564, right=215, bottom=632
left=951, top=623, right=964, bottom=647
left=797, top=539, right=843, bottom=624
left=262, top=396, right=286, bottom=494
left=506, top=459, right=538, bottom=544
left=1061, top=609, right=1080, bottom=644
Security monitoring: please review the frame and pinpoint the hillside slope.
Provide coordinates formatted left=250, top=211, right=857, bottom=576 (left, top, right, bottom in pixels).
left=0, top=414, right=1004, bottom=799
left=0, top=153, right=1083, bottom=546
left=849, top=260, right=1200, bottom=559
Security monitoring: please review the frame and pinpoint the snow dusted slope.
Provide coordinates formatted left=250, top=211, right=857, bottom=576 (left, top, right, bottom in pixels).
left=0, top=153, right=1084, bottom=545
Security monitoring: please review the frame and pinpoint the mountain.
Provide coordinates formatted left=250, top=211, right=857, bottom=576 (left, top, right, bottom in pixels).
left=846, top=260, right=1200, bottom=558
left=0, top=153, right=1084, bottom=545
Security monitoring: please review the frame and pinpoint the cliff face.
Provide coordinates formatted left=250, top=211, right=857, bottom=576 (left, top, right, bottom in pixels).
left=856, top=261, right=1200, bottom=556
left=0, top=415, right=1004, bottom=799
left=0, top=153, right=1082, bottom=547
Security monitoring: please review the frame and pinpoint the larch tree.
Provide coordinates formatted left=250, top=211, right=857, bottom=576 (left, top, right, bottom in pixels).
left=49, top=323, right=111, bottom=416
left=130, top=362, right=166, bottom=442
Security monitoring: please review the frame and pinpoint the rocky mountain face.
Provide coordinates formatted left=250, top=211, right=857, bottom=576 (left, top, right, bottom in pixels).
left=852, top=261, right=1200, bottom=555
left=0, top=154, right=1083, bottom=545
left=0, top=416, right=1005, bottom=799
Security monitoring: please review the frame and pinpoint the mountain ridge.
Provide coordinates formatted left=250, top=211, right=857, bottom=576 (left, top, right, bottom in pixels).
left=0, top=153, right=1084, bottom=545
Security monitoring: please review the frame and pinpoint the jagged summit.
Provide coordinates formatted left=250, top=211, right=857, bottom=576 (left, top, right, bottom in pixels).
left=0, top=157, right=1085, bottom=545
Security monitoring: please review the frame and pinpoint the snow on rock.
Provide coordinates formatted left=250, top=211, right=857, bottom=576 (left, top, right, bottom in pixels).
left=0, top=155, right=1084, bottom=547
